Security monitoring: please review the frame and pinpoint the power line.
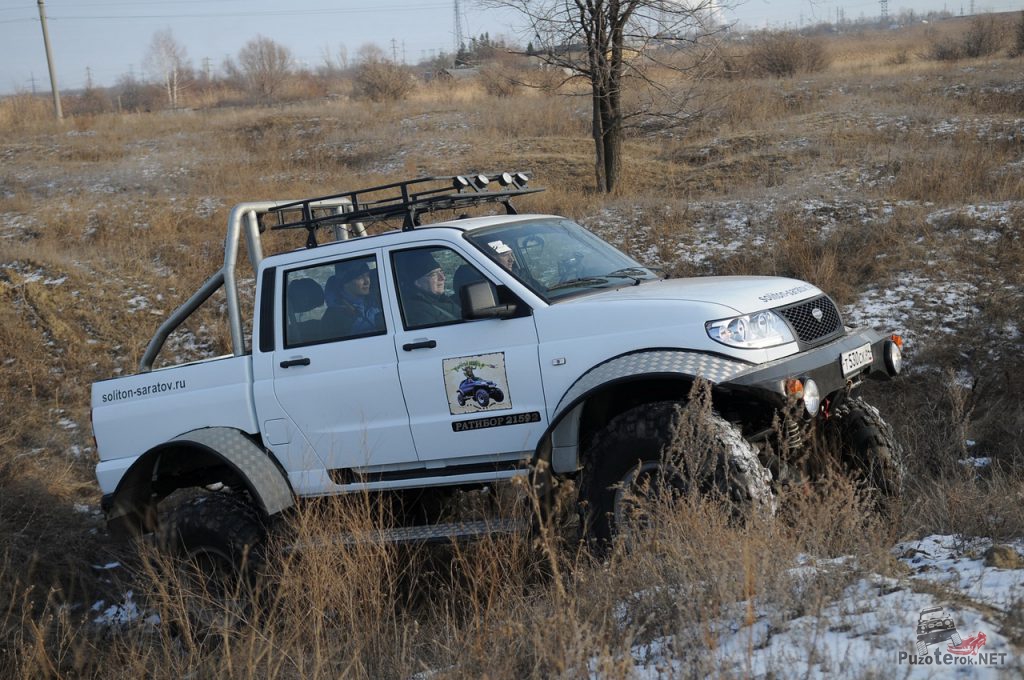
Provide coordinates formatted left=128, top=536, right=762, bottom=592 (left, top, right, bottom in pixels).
left=45, top=3, right=450, bottom=21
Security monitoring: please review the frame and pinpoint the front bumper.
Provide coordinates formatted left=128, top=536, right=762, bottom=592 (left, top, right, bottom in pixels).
left=720, top=327, right=899, bottom=408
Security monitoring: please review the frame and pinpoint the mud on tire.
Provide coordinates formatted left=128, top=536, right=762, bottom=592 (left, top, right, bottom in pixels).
left=580, top=400, right=775, bottom=551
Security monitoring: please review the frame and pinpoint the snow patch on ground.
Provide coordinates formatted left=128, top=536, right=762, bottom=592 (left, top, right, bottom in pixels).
left=843, top=273, right=978, bottom=341
left=92, top=591, right=160, bottom=627
left=603, top=535, right=1023, bottom=678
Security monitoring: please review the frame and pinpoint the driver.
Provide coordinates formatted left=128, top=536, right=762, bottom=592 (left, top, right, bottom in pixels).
left=398, top=250, right=461, bottom=326
left=488, top=240, right=516, bottom=271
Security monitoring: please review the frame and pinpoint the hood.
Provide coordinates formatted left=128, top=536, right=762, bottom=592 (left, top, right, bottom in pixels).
left=558, top=276, right=824, bottom=315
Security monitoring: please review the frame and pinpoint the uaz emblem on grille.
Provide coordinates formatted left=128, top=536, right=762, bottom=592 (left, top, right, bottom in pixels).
left=811, top=307, right=824, bottom=321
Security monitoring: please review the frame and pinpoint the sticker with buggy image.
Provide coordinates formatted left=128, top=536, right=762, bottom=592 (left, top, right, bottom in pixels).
left=443, top=352, right=512, bottom=415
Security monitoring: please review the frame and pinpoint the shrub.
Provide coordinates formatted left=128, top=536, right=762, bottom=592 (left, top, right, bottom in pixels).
left=747, top=31, right=830, bottom=78
left=926, top=15, right=1006, bottom=61
left=962, top=15, right=1004, bottom=58
left=354, top=61, right=416, bottom=103
left=479, top=63, right=520, bottom=98
left=1013, top=11, right=1024, bottom=57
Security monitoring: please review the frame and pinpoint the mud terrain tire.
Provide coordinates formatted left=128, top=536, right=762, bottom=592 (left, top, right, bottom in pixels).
left=826, top=397, right=905, bottom=498
left=581, top=401, right=774, bottom=551
left=160, top=492, right=266, bottom=575
left=158, top=492, right=267, bottom=645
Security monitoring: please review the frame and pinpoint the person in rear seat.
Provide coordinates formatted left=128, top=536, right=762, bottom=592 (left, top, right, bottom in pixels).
left=324, top=259, right=385, bottom=337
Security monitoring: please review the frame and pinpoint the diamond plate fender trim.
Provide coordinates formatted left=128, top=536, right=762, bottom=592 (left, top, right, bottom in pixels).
left=539, top=350, right=753, bottom=473
left=172, top=427, right=294, bottom=516
left=552, top=349, right=752, bottom=422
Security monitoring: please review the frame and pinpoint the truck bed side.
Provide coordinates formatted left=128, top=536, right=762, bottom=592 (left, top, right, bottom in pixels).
left=91, top=355, right=258, bottom=494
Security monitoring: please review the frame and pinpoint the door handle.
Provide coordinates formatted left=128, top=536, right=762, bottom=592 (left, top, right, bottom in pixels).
left=280, top=357, right=311, bottom=368
left=402, top=340, right=437, bottom=351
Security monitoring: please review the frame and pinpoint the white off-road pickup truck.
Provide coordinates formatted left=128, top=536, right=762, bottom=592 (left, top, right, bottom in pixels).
left=91, top=174, right=905, bottom=562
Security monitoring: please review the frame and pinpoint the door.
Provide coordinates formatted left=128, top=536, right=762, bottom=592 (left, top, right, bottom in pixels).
left=388, top=244, right=548, bottom=462
left=271, top=250, right=418, bottom=471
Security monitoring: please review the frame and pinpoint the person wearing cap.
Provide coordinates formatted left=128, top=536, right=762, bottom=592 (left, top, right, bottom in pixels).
left=488, top=240, right=516, bottom=271
left=397, top=250, right=461, bottom=327
left=324, top=259, right=384, bottom=336
left=487, top=238, right=541, bottom=289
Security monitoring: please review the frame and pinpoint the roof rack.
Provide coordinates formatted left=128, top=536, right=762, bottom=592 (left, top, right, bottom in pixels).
left=265, top=172, right=542, bottom=248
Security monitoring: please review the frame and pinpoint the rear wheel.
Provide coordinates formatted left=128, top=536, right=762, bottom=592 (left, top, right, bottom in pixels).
left=160, top=492, right=266, bottom=573
left=580, top=401, right=775, bottom=551
left=158, top=492, right=267, bottom=637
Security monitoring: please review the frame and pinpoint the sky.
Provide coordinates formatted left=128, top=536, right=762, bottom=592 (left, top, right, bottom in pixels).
left=0, top=0, right=1021, bottom=94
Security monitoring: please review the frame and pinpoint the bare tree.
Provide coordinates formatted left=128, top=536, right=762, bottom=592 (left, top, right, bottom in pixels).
left=487, top=0, right=724, bottom=193
left=356, top=42, right=388, bottom=65
left=235, top=35, right=293, bottom=100
left=320, top=43, right=349, bottom=74
left=144, top=29, right=190, bottom=109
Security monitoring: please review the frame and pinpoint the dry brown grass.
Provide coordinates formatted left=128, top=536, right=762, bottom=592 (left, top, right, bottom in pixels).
left=2, top=461, right=914, bottom=679
left=2, top=15, right=1024, bottom=677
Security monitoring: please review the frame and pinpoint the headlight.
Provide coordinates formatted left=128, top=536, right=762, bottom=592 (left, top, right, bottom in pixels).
left=706, top=310, right=796, bottom=349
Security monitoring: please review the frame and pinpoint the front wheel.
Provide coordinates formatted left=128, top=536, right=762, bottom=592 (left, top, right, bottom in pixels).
left=824, top=397, right=905, bottom=499
left=580, top=401, right=775, bottom=551
left=490, top=388, right=504, bottom=403
left=474, top=388, right=490, bottom=408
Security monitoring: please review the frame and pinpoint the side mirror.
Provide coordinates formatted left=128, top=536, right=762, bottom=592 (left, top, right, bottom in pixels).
left=461, top=281, right=518, bottom=319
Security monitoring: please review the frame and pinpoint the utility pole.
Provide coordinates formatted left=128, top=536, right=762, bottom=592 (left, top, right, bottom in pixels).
left=28, top=73, right=38, bottom=94
left=453, top=0, right=465, bottom=56
left=880, top=0, right=888, bottom=22
left=37, top=0, right=63, bottom=120
left=391, top=38, right=398, bottom=63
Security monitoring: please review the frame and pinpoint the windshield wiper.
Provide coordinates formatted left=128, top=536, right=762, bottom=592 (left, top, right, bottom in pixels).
left=546, top=276, right=609, bottom=291
left=603, top=268, right=653, bottom=285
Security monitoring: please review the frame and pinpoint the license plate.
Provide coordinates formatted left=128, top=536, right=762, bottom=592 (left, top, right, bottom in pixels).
left=841, top=343, right=873, bottom=376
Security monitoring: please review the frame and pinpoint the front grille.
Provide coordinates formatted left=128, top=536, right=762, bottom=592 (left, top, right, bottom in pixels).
left=776, top=295, right=842, bottom=345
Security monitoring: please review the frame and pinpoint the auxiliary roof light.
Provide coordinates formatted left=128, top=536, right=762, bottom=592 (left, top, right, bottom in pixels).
left=453, top=175, right=471, bottom=190
left=498, top=172, right=514, bottom=187
left=513, top=172, right=529, bottom=188
left=473, top=174, right=490, bottom=190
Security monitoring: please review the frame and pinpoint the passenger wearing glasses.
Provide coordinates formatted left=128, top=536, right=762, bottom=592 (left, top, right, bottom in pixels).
left=396, top=250, right=462, bottom=327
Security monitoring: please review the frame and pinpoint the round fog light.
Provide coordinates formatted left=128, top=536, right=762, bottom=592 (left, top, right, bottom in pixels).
left=803, top=379, right=821, bottom=416
left=885, top=340, right=902, bottom=375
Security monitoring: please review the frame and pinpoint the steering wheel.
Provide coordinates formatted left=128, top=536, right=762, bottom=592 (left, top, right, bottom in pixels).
left=521, top=235, right=545, bottom=252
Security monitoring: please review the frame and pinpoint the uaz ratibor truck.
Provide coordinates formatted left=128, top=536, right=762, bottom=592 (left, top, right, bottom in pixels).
left=91, top=174, right=905, bottom=565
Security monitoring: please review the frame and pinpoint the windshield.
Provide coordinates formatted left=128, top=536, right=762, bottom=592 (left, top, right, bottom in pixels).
left=464, top=219, right=658, bottom=302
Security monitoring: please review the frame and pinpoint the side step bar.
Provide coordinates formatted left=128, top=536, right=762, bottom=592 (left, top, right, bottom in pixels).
left=288, top=518, right=531, bottom=551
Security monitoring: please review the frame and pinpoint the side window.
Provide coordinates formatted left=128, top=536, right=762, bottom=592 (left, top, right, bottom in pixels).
left=391, top=246, right=488, bottom=330
left=283, top=255, right=385, bottom=348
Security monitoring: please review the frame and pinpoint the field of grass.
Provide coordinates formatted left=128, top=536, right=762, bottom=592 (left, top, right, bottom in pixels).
left=1, top=14, right=1023, bottom=678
